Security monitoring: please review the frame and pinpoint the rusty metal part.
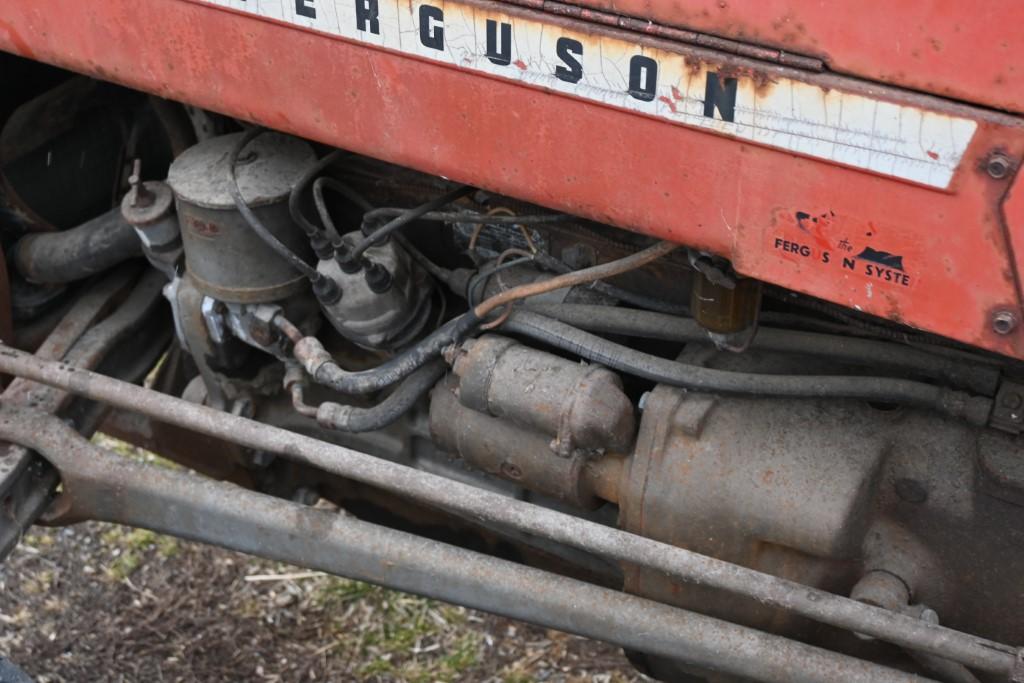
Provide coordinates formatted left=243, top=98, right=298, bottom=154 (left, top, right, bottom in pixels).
left=472, top=241, right=678, bottom=319
left=614, top=343, right=1024, bottom=678
left=121, top=170, right=181, bottom=278
left=0, top=344, right=1014, bottom=675
left=851, top=571, right=911, bottom=614
left=690, top=268, right=762, bottom=352
left=100, top=342, right=255, bottom=488
left=988, top=379, right=1024, bottom=434
left=0, top=266, right=142, bottom=558
left=168, top=132, right=316, bottom=303
left=450, top=335, right=635, bottom=455
left=502, top=0, right=825, bottom=70
left=430, top=378, right=604, bottom=509
left=0, top=405, right=930, bottom=683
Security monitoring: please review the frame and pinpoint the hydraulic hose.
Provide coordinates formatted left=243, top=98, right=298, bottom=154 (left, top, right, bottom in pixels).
left=313, top=359, right=447, bottom=432
left=522, top=303, right=1001, bottom=396
left=282, top=312, right=479, bottom=395
left=13, top=208, right=141, bottom=284
left=500, top=310, right=993, bottom=425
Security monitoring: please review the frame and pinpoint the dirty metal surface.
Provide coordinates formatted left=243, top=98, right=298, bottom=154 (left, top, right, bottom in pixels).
left=0, top=404, right=935, bottom=683
left=2, top=0, right=1024, bottom=358
left=0, top=267, right=159, bottom=559
left=498, top=0, right=1024, bottom=115
left=0, top=343, right=1015, bottom=676
left=0, top=268, right=135, bottom=558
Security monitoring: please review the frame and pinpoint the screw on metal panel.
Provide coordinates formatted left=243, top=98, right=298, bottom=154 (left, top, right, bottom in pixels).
left=993, top=310, right=1019, bottom=335
left=986, top=153, right=1013, bottom=179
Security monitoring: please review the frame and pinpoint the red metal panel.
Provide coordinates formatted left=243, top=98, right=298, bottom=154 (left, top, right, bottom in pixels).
left=554, top=0, right=1024, bottom=115
left=1, top=0, right=1024, bottom=359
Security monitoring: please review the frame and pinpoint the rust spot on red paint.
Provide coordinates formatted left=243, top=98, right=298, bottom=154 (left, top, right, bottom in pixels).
left=513, top=59, right=527, bottom=70
left=658, top=95, right=677, bottom=113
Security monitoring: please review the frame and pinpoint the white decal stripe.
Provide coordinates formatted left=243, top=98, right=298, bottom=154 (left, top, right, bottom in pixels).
left=205, top=0, right=977, bottom=189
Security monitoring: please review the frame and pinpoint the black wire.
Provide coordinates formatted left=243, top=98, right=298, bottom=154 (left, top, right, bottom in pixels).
left=288, top=149, right=345, bottom=237
left=362, top=208, right=569, bottom=225
left=531, top=251, right=688, bottom=315
left=394, top=234, right=455, bottom=286
left=313, top=176, right=374, bottom=243
left=467, top=256, right=535, bottom=306
left=350, top=186, right=475, bottom=261
left=228, top=128, right=319, bottom=280
left=499, top=310, right=993, bottom=426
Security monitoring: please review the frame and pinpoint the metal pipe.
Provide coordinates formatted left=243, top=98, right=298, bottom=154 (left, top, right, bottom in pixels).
left=0, top=344, right=1013, bottom=676
left=1, top=405, right=931, bottom=683
left=12, top=208, right=142, bottom=284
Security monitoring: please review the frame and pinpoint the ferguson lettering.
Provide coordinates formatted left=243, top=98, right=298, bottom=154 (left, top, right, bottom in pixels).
left=217, top=0, right=977, bottom=188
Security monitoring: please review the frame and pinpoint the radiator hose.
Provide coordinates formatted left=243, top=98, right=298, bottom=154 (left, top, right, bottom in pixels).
left=13, top=208, right=142, bottom=284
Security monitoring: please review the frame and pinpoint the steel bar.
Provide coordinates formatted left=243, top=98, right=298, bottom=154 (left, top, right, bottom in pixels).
left=0, top=344, right=1013, bottom=676
left=0, top=266, right=140, bottom=558
left=0, top=404, right=932, bottom=683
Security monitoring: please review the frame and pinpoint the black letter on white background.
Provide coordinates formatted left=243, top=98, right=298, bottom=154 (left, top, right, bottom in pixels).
left=356, top=0, right=380, bottom=34
left=486, top=20, right=512, bottom=66
left=628, top=55, right=658, bottom=101
left=419, top=5, right=444, bottom=50
left=555, top=37, right=583, bottom=83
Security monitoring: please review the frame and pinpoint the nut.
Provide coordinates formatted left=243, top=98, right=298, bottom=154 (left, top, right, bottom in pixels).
left=993, top=309, right=1019, bottom=335
left=986, top=153, right=1013, bottom=180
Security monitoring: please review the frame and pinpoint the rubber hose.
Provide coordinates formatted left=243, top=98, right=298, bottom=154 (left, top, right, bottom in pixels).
left=13, top=208, right=141, bottom=284
left=521, top=303, right=1000, bottom=396
left=316, top=359, right=447, bottom=432
left=500, top=310, right=993, bottom=425
left=294, top=312, right=479, bottom=395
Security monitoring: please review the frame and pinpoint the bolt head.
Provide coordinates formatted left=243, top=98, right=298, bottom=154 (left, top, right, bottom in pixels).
left=1002, top=392, right=1024, bottom=410
left=993, top=309, right=1019, bottom=335
left=499, top=462, right=523, bottom=480
left=987, top=153, right=1013, bottom=179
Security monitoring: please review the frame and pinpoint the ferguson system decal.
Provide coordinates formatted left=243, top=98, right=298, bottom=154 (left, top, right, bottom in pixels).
left=206, top=0, right=978, bottom=189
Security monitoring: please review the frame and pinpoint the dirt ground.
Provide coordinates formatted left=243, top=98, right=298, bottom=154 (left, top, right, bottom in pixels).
left=0, top=439, right=650, bottom=683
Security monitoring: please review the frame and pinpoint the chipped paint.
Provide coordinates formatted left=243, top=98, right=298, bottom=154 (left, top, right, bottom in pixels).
left=205, top=0, right=976, bottom=188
